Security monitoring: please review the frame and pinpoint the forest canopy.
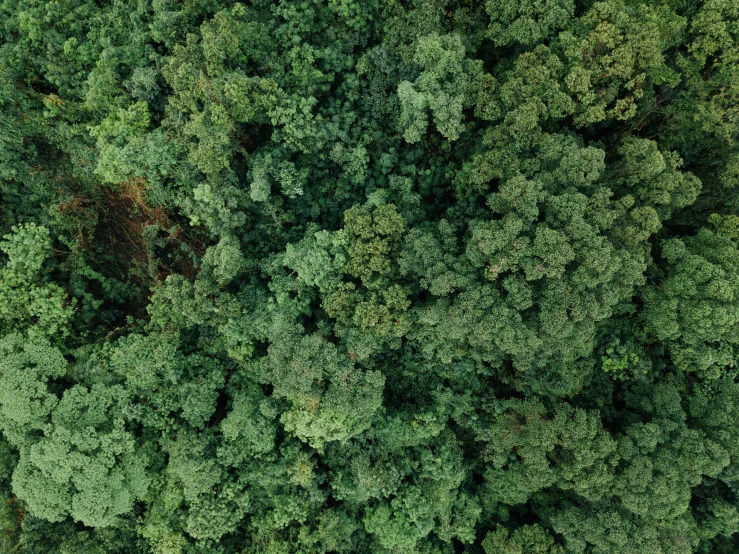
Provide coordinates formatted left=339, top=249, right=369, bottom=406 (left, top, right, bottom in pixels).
left=1, top=0, right=739, bottom=552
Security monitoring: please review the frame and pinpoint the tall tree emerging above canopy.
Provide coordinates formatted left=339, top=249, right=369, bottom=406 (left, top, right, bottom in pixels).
left=1, top=0, right=739, bottom=552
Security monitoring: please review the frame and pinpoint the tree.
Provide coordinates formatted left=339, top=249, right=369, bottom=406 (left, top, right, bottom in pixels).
left=12, top=383, right=149, bottom=527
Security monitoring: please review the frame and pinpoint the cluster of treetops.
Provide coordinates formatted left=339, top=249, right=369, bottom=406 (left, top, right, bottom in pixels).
left=1, top=0, right=739, bottom=552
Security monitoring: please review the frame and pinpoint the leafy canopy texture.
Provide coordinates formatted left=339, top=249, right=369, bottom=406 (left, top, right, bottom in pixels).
left=1, top=0, right=739, bottom=552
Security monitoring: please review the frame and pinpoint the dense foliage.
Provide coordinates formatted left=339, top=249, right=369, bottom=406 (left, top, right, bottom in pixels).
left=1, top=0, right=739, bottom=551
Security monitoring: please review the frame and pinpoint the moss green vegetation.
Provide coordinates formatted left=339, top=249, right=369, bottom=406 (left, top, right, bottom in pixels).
left=1, top=0, right=739, bottom=551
